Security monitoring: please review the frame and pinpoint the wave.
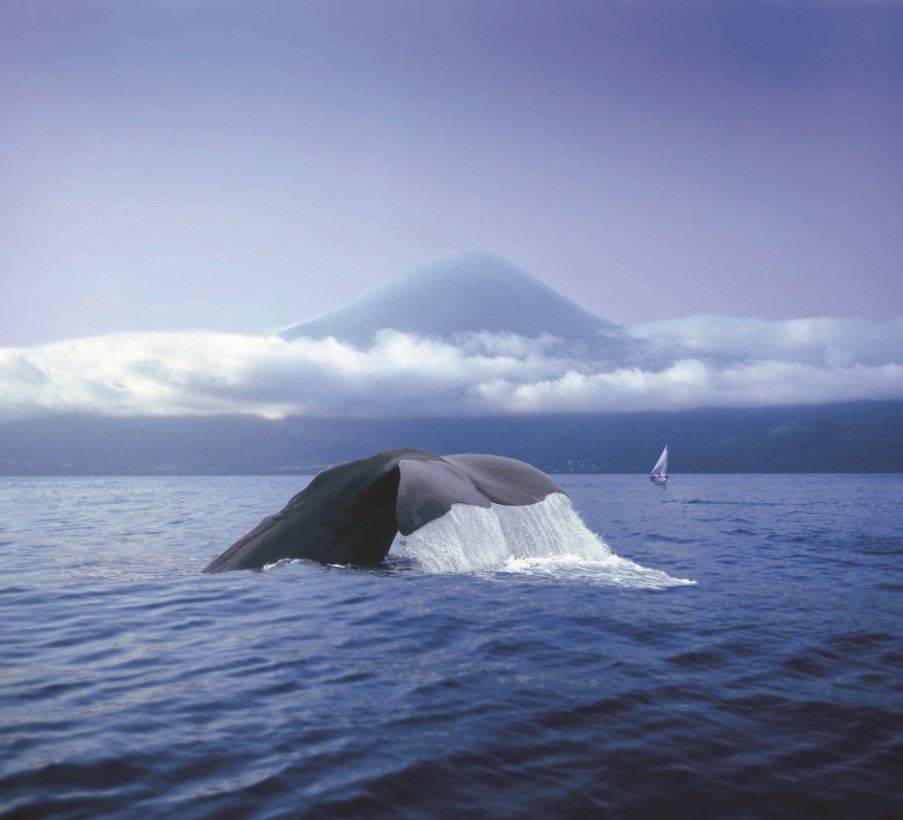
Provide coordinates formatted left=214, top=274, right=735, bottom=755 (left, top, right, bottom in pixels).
left=391, top=493, right=694, bottom=589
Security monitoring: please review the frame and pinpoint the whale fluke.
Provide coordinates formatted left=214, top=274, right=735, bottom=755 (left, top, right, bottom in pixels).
left=203, top=448, right=564, bottom=572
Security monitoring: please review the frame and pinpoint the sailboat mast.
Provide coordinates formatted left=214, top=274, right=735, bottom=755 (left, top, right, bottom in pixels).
left=651, top=445, right=668, bottom=477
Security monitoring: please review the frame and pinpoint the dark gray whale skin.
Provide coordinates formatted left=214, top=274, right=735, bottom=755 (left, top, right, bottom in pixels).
left=203, top=448, right=564, bottom=572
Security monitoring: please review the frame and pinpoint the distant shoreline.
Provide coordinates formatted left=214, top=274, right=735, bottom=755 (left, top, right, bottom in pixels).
left=2, top=400, right=901, bottom=475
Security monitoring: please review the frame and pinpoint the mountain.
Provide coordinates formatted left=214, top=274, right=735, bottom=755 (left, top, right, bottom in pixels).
left=2, top=402, right=901, bottom=474
left=281, top=251, right=615, bottom=345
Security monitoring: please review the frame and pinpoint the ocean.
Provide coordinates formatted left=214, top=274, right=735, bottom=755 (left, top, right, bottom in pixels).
left=1, top=474, right=900, bottom=818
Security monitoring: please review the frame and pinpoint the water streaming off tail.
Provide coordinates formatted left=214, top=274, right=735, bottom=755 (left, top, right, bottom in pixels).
left=391, top=493, right=694, bottom=588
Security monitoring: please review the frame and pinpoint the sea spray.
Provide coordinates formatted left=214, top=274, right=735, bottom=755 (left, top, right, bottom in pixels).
left=391, top=492, right=694, bottom=588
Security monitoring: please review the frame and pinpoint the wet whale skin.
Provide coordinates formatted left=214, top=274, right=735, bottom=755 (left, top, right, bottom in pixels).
left=203, top=448, right=564, bottom=572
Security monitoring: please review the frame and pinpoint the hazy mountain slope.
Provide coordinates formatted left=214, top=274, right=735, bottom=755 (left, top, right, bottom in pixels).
left=282, top=251, right=615, bottom=345
left=3, top=402, right=901, bottom=474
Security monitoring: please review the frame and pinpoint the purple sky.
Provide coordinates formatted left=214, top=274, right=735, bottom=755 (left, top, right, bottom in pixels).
left=2, top=0, right=902, bottom=345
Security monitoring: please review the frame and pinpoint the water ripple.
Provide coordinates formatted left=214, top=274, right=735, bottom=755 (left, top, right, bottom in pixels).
left=0, top=474, right=900, bottom=817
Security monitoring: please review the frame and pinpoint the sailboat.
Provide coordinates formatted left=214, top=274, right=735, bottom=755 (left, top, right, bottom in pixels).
left=649, top=445, right=669, bottom=485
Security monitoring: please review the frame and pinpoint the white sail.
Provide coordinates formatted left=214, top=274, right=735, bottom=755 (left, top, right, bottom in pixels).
left=650, top=445, right=668, bottom=477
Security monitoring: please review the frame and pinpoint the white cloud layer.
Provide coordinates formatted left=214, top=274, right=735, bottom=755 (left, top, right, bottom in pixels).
left=1, top=317, right=902, bottom=420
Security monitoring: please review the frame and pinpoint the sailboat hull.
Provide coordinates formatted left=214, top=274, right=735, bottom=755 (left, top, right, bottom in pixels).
left=649, top=445, right=669, bottom=484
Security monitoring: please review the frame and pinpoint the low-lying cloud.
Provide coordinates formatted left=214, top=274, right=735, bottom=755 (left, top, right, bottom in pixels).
left=1, top=317, right=902, bottom=420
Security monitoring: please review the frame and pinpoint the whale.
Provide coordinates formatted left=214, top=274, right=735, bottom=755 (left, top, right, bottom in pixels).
left=203, top=448, right=565, bottom=572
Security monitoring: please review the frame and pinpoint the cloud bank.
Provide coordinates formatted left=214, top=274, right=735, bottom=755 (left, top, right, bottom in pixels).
left=1, top=317, right=902, bottom=420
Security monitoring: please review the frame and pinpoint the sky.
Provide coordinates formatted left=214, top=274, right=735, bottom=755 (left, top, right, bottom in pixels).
left=1, top=1, right=902, bottom=421
left=2, top=0, right=902, bottom=348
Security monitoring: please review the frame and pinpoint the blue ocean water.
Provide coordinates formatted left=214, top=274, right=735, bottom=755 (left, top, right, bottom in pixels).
left=1, top=474, right=901, bottom=818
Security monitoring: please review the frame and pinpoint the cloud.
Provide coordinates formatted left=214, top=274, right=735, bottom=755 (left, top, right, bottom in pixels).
left=628, top=316, right=903, bottom=368
left=1, top=317, right=902, bottom=420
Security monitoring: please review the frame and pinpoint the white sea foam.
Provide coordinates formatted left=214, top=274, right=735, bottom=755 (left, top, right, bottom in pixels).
left=391, top=493, right=694, bottom=589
